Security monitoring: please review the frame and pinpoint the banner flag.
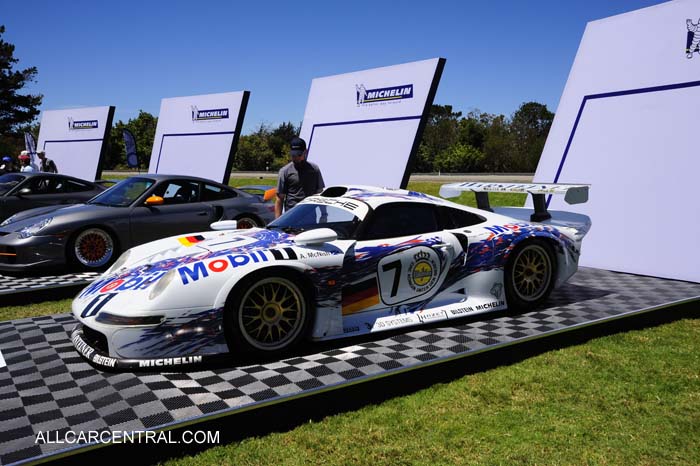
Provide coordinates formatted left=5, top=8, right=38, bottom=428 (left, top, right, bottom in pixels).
left=122, top=129, right=139, bottom=168
left=24, top=132, right=37, bottom=165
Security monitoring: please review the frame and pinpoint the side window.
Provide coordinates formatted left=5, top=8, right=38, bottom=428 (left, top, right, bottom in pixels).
left=438, top=206, right=486, bottom=229
left=201, top=184, right=235, bottom=201
left=152, top=181, right=200, bottom=205
left=361, top=203, right=439, bottom=240
left=26, top=177, right=62, bottom=194
left=65, top=180, right=93, bottom=193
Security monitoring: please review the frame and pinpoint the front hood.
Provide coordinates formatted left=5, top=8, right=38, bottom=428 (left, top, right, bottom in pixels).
left=119, top=227, right=296, bottom=272
left=0, top=203, right=116, bottom=231
left=76, top=228, right=298, bottom=299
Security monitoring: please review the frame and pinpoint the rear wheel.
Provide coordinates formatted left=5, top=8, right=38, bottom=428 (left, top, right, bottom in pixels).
left=504, top=239, right=556, bottom=312
left=69, top=227, right=117, bottom=270
left=225, top=272, right=311, bottom=356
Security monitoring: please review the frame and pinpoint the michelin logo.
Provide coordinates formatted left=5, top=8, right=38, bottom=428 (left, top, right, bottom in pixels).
left=68, top=118, right=99, bottom=130
left=687, top=18, right=700, bottom=59
left=356, top=84, right=413, bottom=106
left=191, top=106, right=229, bottom=121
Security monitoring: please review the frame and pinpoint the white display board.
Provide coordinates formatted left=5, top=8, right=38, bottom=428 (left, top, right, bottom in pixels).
left=148, top=91, right=249, bottom=184
left=300, top=58, right=445, bottom=188
left=37, top=106, right=115, bottom=181
left=533, top=0, right=700, bottom=283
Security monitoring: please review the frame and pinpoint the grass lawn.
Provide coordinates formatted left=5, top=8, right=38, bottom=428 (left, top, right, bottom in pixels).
left=0, top=179, right=696, bottom=465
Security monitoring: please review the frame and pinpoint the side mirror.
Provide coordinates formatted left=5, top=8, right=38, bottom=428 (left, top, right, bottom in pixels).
left=210, top=220, right=238, bottom=230
left=18, top=188, right=32, bottom=196
left=294, top=228, right=338, bottom=246
left=145, top=195, right=164, bottom=206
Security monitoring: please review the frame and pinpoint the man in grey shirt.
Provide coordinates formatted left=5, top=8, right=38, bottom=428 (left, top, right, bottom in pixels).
left=275, top=137, right=325, bottom=218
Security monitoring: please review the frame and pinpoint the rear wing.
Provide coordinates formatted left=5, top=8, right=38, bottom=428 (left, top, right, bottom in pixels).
left=439, top=182, right=589, bottom=222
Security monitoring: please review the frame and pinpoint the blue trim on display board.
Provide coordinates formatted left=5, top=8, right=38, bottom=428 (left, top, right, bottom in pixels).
left=547, top=79, right=700, bottom=207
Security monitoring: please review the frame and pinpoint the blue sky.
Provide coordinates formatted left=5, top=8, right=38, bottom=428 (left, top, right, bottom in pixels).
left=3, top=0, right=664, bottom=134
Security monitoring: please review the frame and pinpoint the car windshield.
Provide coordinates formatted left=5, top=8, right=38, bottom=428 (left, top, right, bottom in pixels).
left=0, top=173, right=25, bottom=195
left=267, top=203, right=362, bottom=239
left=88, top=177, right=155, bottom=207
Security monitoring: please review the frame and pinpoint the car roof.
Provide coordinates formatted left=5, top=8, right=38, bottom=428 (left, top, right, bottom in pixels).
left=319, top=185, right=456, bottom=209
left=11, top=172, right=97, bottom=184
left=129, top=174, right=229, bottom=186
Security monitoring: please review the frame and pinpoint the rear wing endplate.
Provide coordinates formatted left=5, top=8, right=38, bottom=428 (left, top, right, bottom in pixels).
left=439, top=182, right=589, bottom=222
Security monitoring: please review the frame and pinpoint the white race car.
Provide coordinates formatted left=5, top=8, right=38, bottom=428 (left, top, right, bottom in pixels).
left=71, top=183, right=590, bottom=369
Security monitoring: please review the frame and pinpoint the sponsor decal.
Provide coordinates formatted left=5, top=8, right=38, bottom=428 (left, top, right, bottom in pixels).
left=373, top=315, right=416, bottom=330
left=688, top=18, right=700, bottom=59
left=178, top=250, right=274, bottom=285
left=178, top=235, right=206, bottom=247
left=79, top=271, right=168, bottom=298
left=191, top=106, right=229, bottom=121
left=68, top=118, right=99, bottom=130
left=474, top=300, right=505, bottom=311
left=343, top=325, right=360, bottom=334
left=356, top=83, right=413, bottom=106
left=490, top=283, right=503, bottom=299
left=138, top=356, right=203, bottom=367
left=418, top=309, right=447, bottom=323
left=407, top=250, right=438, bottom=293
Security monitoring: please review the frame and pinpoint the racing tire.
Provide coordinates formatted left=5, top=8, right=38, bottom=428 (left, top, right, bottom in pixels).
left=68, top=227, right=118, bottom=271
left=234, top=214, right=261, bottom=229
left=504, top=239, right=557, bottom=312
left=225, top=270, right=312, bottom=356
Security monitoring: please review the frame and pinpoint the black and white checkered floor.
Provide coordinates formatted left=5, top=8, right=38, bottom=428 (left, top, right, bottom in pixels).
left=0, top=267, right=698, bottom=465
left=0, top=273, right=99, bottom=296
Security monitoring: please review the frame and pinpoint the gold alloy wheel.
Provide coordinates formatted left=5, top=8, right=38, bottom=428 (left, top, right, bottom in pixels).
left=238, top=277, right=306, bottom=351
left=74, top=228, right=114, bottom=268
left=511, top=244, right=552, bottom=302
left=236, top=216, right=259, bottom=229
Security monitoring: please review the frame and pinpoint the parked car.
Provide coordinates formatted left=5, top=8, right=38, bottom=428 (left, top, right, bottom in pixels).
left=70, top=182, right=590, bottom=369
left=0, top=172, right=108, bottom=221
left=0, top=174, right=275, bottom=273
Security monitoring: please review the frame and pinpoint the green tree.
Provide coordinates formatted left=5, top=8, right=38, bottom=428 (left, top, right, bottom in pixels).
left=106, top=111, right=158, bottom=170
left=434, top=143, right=485, bottom=173
left=0, top=25, right=42, bottom=156
left=414, top=104, right=462, bottom=172
left=482, top=114, right=513, bottom=172
left=234, top=126, right=275, bottom=171
left=509, top=101, right=554, bottom=171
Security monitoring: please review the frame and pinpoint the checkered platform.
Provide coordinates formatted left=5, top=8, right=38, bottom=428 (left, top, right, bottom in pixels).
left=0, top=267, right=698, bottom=465
left=0, top=273, right=99, bottom=296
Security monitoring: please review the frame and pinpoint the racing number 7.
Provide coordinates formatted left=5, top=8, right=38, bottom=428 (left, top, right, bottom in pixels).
left=381, top=260, right=402, bottom=298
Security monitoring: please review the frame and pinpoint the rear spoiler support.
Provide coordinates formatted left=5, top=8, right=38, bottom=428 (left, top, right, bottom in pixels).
left=439, top=182, right=590, bottom=223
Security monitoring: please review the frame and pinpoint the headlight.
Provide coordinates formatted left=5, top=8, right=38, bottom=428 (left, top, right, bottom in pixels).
left=148, top=268, right=177, bottom=300
left=0, top=214, right=19, bottom=227
left=17, top=217, right=53, bottom=239
left=104, top=250, right=131, bottom=276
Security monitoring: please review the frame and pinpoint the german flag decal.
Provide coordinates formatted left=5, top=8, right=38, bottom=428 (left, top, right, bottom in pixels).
left=178, top=235, right=205, bottom=247
left=342, top=276, right=380, bottom=315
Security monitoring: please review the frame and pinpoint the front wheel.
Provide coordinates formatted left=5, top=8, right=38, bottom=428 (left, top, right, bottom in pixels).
left=69, top=227, right=117, bottom=270
left=504, top=239, right=557, bottom=312
left=235, top=215, right=261, bottom=229
left=225, top=272, right=311, bottom=356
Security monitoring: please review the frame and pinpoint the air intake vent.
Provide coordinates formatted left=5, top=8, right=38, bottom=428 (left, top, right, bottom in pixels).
left=321, top=186, right=347, bottom=197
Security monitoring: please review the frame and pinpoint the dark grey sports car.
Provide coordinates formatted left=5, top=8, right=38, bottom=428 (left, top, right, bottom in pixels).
left=0, top=172, right=108, bottom=221
left=0, top=174, right=275, bottom=273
